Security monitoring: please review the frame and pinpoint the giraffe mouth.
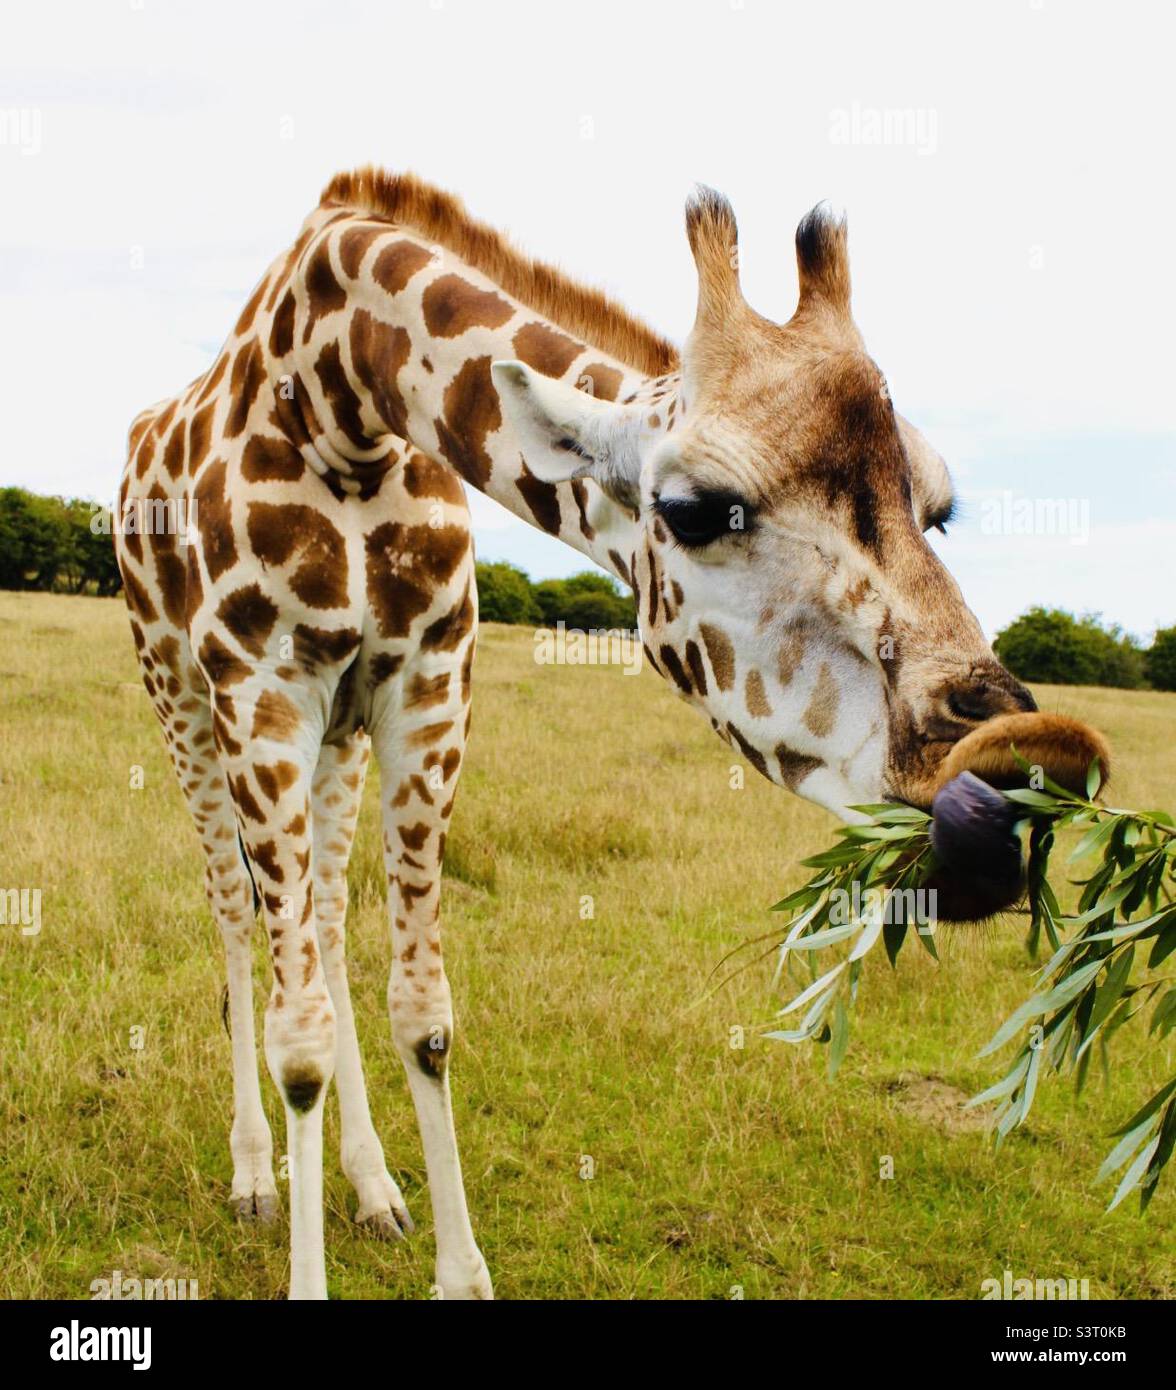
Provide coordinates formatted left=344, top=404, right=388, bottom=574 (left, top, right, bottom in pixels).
left=918, top=713, right=1112, bottom=924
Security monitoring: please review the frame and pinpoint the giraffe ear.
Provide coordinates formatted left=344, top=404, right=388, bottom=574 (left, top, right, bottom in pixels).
left=491, top=360, right=641, bottom=508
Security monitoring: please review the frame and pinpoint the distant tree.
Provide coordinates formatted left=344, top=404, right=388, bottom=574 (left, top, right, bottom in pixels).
left=0, top=488, right=122, bottom=595
left=1145, top=627, right=1176, bottom=692
left=534, top=571, right=636, bottom=629
left=0, top=488, right=67, bottom=590
left=993, top=606, right=1145, bottom=689
left=72, top=502, right=123, bottom=596
left=475, top=561, right=542, bottom=625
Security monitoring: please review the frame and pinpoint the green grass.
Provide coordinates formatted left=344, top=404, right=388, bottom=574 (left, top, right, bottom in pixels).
left=1, top=590, right=1173, bottom=1300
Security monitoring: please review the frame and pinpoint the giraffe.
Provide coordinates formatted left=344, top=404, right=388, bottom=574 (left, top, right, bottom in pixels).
left=115, top=167, right=1108, bottom=1300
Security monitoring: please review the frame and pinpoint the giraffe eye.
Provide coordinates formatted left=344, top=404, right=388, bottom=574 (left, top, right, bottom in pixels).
left=923, top=496, right=957, bottom=534
left=654, top=490, right=750, bottom=548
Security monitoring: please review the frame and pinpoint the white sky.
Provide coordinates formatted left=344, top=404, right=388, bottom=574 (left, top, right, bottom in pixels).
left=2, top=0, right=1173, bottom=639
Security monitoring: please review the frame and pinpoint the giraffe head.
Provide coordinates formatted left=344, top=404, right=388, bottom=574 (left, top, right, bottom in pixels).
left=492, top=190, right=1108, bottom=917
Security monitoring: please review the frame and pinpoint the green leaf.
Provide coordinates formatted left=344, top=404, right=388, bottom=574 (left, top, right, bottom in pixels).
left=1033, top=957, right=1108, bottom=1014
left=1020, top=1042, right=1043, bottom=1119
left=966, top=1052, right=1031, bottom=1108
left=1149, top=989, right=1176, bottom=1039
left=1002, top=788, right=1064, bottom=809
left=1083, top=944, right=1135, bottom=1039
left=1140, top=1099, right=1176, bottom=1212
left=915, top=922, right=940, bottom=961
left=1086, top=757, right=1102, bottom=799
left=847, top=802, right=930, bottom=823
left=1097, top=1112, right=1162, bottom=1183
left=842, top=824, right=918, bottom=842
left=1108, top=1075, right=1176, bottom=1139
left=1068, top=816, right=1118, bottom=865
left=781, top=922, right=859, bottom=952
left=882, top=919, right=908, bottom=969
left=1148, top=919, right=1176, bottom=968
left=770, top=878, right=830, bottom=914
left=827, top=999, right=850, bottom=1079
left=1106, top=1136, right=1161, bottom=1213
left=778, top=961, right=846, bottom=1017
left=978, top=958, right=1105, bottom=1057
left=848, top=914, right=885, bottom=962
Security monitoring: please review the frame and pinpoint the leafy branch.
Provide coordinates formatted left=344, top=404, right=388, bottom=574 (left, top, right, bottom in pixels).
left=754, top=758, right=1176, bottom=1212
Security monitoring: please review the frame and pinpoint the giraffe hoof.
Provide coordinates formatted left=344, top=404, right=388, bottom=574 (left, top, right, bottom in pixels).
left=356, top=1207, right=413, bottom=1241
left=436, top=1256, right=494, bottom=1300
left=232, top=1192, right=281, bottom=1224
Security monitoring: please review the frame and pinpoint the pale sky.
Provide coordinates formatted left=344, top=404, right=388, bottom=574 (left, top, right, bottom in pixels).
left=3, top=0, right=1173, bottom=640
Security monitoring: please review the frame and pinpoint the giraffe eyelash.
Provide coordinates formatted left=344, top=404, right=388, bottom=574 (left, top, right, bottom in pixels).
left=555, top=437, right=594, bottom=462
left=654, top=490, right=752, bottom=548
left=926, top=496, right=957, bottom=534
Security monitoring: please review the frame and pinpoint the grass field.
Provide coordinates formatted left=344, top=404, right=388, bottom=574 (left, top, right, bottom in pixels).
left=2, top=589, right=1174, bottom=1300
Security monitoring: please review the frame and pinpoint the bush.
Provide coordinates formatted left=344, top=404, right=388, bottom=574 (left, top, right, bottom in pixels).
left=533, top=572, right=637, bottom=629
left=993, top=606, right=1145, bottom=689
left=473, top=563, right=636, bottom=630
left=474, top=561, right=542, bottom=625
left=0, top=488, right=121, bottom=595
left=1145, top=627, right=1176, bottom=692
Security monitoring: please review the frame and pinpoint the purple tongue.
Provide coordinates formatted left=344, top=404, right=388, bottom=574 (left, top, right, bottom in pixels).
left=930, top=771, right=1022, bottom=883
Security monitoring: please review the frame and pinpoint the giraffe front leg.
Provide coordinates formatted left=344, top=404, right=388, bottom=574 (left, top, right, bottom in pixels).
left=311, top=733, right=413, bottom=1238
left=373, top=664, right=491, bottom=1300
left=218, top=688, right=336, bottom=1300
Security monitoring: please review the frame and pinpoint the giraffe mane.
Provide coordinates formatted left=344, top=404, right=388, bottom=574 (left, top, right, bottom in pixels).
left=320, top=166, right=681, bottom=379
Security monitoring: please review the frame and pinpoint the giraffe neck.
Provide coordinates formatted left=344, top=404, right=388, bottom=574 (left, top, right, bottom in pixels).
left=266, top=204, right=681, bottom=587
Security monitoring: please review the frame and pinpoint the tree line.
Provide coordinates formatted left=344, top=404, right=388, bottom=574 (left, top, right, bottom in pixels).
left=994, top=606, right=1176, bottom=692
left=475, top=560, right=637, bottom=630
left=2, top=486, right=1173, bottom=690
left=0, top=487, right=122, bottom=594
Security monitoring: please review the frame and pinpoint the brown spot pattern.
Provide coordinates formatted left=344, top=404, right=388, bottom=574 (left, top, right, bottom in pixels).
left=364, top=521, right=469, bottom=639
left=421, top=584, right=474, bottom=651
left=269, top=289, right=296, bottom=357
left=187, top=402, right=215, bottom=476
left=434, top=355, right=499, bottom=489
left=512, top=321, right=583, bottom=376
left=242, top=434, right=305, bottom=483
left=516, top=462, right=561, bottom=535
left=225, top=340, right=265, bottom=438
left=367, top=237, right=432, bottom=297
left=162, top=423, right=186, bottom=480
left=251, top=689, right=303, bottom=743
left=803, top=661, right=839, bottom=737
left=217, top=583, right=279, bottom=658
left=578, top=363, right=624, bottom=400
left=247, top=503, right=348, bottom=609
left=198, top=632, right=250, bottom=688
left=422, top=274, right=513, bottom=338
left=776, top=746, right=823, bottom=789
left=293, top=624, right=362, bottom=669
left=193, top=458, right=238, bottom=581
left=745, top=669, right=772, bottom=718
left=404, top=451, right=464, bottom=504
left=350, top=310, right=411, bottom=438
left=302, top=239, right=347, bottom=340
left=699, top=623, right=735, bottom=692
left=313, top=341, right=368, bottom=450
left=338, top=223, right=387, bottom=280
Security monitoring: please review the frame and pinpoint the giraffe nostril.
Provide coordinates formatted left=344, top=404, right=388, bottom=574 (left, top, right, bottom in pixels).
left=947, top=686, right=1000, bottom=723
left=946, top=672, right=1037, bottom=724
